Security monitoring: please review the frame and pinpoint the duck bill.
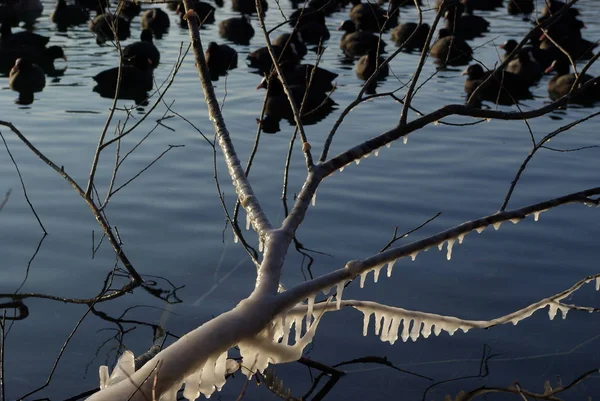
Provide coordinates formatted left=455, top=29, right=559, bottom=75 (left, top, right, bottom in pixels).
left=544, top=60, right=556, bottom=74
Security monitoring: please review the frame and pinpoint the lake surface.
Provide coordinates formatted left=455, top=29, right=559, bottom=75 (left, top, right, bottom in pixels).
left=1, top=0, right=600, bottom=400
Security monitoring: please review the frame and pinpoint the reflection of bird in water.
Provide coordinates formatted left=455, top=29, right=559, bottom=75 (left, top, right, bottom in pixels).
left=9, top=57, right=45, bottom=105
left=93, top=56, right=153, bottom=105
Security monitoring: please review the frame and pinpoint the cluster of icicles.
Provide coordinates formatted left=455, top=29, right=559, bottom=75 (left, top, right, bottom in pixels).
left=97, top=304, right=326, bottom=401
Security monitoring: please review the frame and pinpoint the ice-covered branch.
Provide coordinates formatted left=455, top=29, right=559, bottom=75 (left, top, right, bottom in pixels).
left=181, top=1, right=272, bottom=236
left=282, top=272, right=599, bottom=346
left=318, top=77, right=600, bottom=176
left=276, top=187, right=600, bottom=311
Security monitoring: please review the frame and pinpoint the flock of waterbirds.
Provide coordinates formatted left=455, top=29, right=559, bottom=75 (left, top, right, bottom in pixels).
left=0, top=0, right=598, bottom=130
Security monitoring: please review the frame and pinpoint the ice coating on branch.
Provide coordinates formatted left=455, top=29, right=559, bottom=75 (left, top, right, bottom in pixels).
left=238, top=311, right=323, bottom=378
left=99, top=351, right=135, bottom=389
left=363, top=152, right=371, bottom=158
left=533, top=212, right=540, bottom=222
left=258, top=238, right=264, bottom=252
left=355, top=159, right=361, bottom=165
left=233, top=234, right=239, bottom=243
left=457, top=233, right=466, bottom=244
left=410, top=251, right=418, bottom=261
left=312, top=193, right=316, bottom=206
left=476, top=226, right=485, bottom=234
left=386, top=260, right=395, bottom=277
left=596, top=277, right=600, bottom=291
left=335, top=281, right=345, bottom=309
left=246, top=213, right=251, bottom=230
left=493, top=222, right=502, bottom=231
left=339, top=166, right=345, bottom=172
left=306, top=295, right=315, bottom=329
left=510, top=218, right=521, bottom=225
left=402, top=137, right=408, bottom=145
left=386, top=143, right=391, bottom=148
left=374, top=149, right=380, bottom=157
left=446, top=239, right=455, bottom=261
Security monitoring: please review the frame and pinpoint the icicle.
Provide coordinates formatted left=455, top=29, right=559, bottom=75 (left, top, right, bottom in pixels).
left=533, top=211, right=540, bottom=222
left=596, top=277, right=600, bottom=291
left=421, top=321, right=432, bottom=339
left=438, top=242, right=444, bottom=251
left=548, top=303, right=558, bottom=320
left=433, top=120, right=439, bottom=126
left=355, top=159, right=361, bottom=165
left=311, top=193, right=316, bottom=206
left=386, top=143, right=391, bottom=148
left=183, top=371, right=201, bottom=401
left=363, top=152, right=371, bottom=158
left=374, top=312, right=382, bottom=335
left=402, top=136, right=408, bottom=145
left=233, top=234, right=239, bottom=243
left=409, top=319, right=422, bottom=342
left=362, top=311, right=372, bottom=336
left=388, top=318, right=401, bottom=345
left=339, top=166, right=345, bottom=172
left=380, top=316, right=392, bottom=342
left=476, top=226, right=485, bottom=234
left=457, top=233, right=466, bottom=244
left=386, top=260, right=396, bottom=277
left=493, top=222, right=502, bottom=231
left=410, top=251, right=419, bottom=261
left=359, top=271, right=368, bottom=288
left=373, top=264, right=384, bottom=283
left=446, top=238, right=455, bottom=261
left=335, top=281, right=344, bottom=309
left=400, top=319, right=411, bottom=342
left=559, top=305, right=569, bottom=319
left=433, top=324, right=442, bottom=336
left=374, top=149, right=380, bottom=157
left=509, top=218, right=521, bottom=225
left=246, top=213, right=251, bottom=230
left=293, top=315, right=303, bottom=343
left=322, top=286, right=332, bottom=297
left=486, top=118, right=492, bottom=122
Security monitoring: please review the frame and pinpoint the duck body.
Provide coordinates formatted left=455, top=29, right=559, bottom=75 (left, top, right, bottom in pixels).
left=0, top=44, right=66, bottom=76
left=430, top=28, right=472, bottom=66
left=246, top=44, right=300, bottom=74
left=355, top=50, right=388, bottom=81
left=339, top=20, right=386, bottom=58
left=546, top=59, right=599, bottom=104
left=463, top=63, right=531, bottom=105
left=141, top=8, right=170, bottom=38
left=445, top=5, right=489, bottom=40
left=507, top=0, right=533, bottom=15
left=51, top=0, right=88, bottom=30
left=350, top=1, right=397, bottom=31
left=9, top=57, right=45, bottom=93
left=93, top=57, right=153, bottom=101
left=90, top=12, right=131, bottom=44
left=177, top=0, right=215, bottom=27
left=218, top=15, right=254, bottom=45
left=273, top=32, right=306, bottom=59
left=505, top=48, right=541, bottom=86
left=390, top=22, right=430, bottom=51
left=232, top=0, right=267, bottom=14
left=123, top=30, right=160, bottom=68
left=1, top=23, right=49, bottom=49
left=205, top=41, right=237, bottom=80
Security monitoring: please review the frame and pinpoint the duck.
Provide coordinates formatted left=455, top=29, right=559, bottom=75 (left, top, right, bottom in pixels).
left=390, top=22, right=430, bottom=51
left=141, top=8, right=170, bottom=39
left=232, top=0, right=267, bottom=14
left=269, top=62, right=338, bottom=91
left=505, top=48, right=541, bottom=86
left=0, top=44, right=66, bottom=76
left=51, top=0, right=88, bottom=30
left=205, top=41, right=237, bottom=80
left=9, top=57, right=45, bottom=93
left=177, top=0, right=215, bottom=27
left=349, top=0, right=397, bottom=32
left=1, top=22, right=50, bottom=49
left=430, top=28, right=472, bottom=66
left=218, top=15, right=254, bottom=45
left=93, top=55, right=153, bottom=101
left=123, top=29, right=160, bottom=68
left=118, top=1, right=141, bottom=21
left=545, top=58, right=599, bottom=104
left=355, top=49, right=389, bottom=81
left=11, top=0, right=43, bottom=26
left=462, top=63, right=531, bottom=105
left=507, top=0, right=533, bottom=15
left=246, top=44, right=300, bottom=74
left=338, top=20, right=386, bottom=58
left=89, top=12, right=131, bottom=44
left=444, top=2, right=489, bottom=40
left=273, top=32, right=306, bottom=60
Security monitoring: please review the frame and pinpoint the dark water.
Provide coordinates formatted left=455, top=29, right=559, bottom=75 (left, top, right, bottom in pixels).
left=1, top=0, right=600, bottom=400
